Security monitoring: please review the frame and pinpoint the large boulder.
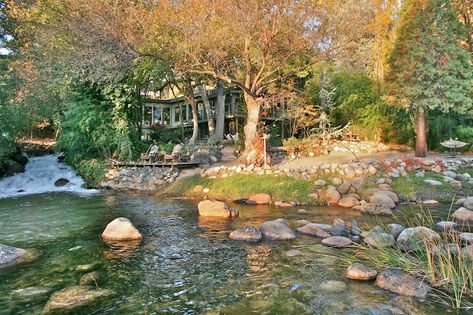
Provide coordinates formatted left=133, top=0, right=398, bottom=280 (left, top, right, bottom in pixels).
left=0, top=244, right=36, bottom=269
left=321, top=236, right=352, bottom=248
left=452, top=207, right=473, bottom=223
left=246, top=193, right=272, bottom=205
left=42, top=285, right=114, bottom=314
left=375, top=268, right=431, bottom=299
left=296, top=223, right=331, bottom=238
left=396, top=227, right=440, bottom=252
left=101, top=217, right=142, bottom=241
left=346, top=263, right=378, bottom=281
left=338, top=196, right=360, bottom=208
left=259, top=220, right=296, bottom=241
left=229, top=227, right=262, bottom=242
left=197, top=200, right=238, bottom=218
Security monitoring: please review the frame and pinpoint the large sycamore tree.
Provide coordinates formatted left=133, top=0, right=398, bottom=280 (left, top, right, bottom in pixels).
left=387, top=0, right=473, bottom=157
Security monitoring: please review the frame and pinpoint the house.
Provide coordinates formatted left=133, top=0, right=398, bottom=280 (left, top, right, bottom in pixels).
left=141, top=86, right=288, bottom=141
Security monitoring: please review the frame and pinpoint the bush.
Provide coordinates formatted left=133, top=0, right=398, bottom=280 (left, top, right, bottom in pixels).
left=71, top=158, right=108, bottom=188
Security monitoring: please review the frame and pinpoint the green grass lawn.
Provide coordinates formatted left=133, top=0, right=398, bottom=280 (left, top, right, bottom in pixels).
left=162, top=174, right=317, bottom=202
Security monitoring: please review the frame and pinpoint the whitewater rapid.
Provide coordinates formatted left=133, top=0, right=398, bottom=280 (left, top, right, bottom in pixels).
left=0, top=155, right=97, bottom=199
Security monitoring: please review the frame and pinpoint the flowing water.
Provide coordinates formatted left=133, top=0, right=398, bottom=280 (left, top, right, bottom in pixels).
left=0, top=156, right=467, bottom=314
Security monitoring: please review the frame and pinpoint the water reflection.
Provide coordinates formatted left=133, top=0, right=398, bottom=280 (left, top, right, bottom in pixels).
left=103, top=239, right=142, bottom=259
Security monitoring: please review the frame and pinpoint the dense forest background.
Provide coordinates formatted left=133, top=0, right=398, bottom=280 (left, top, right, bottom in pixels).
left=1, top=0, right=472, bottom=177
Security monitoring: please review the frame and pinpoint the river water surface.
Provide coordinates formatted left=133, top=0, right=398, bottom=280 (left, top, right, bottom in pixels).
left=0, top=190, right=466, bottom=314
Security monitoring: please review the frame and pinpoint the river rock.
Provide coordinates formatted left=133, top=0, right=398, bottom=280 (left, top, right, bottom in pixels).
left=274, top=201, right=293, bottom=208
left=0, top=244, right=36, bottom=269
left=369, top=193, right=395, bottom=209
left=425, top=179, right=443, bottom=186
left=296, top=223, right=331, bottom=238
left=338, top=196, right=360, bottom=208
left=246, top=193, right=272, bottom=205
left=259, top=220, right=296, bottom=240
left=11, top=286, right=51, bottom=300
left=197, top=200, right=238, bottom=218
left=451, top=207, right=473, bottom=223
left=314, top=179, right=327, bottom=187
left=42, top=285, right=114, bottom=314
left=330, top=225, right=349, bottom=237
left=346, top=263, right=378, bottom=281
left=463, top=198, right=473, bottom=210
left=229, top=227, right=262, bottom=242
left=397, top=227, right=440, bottom=252
left=325, top=189, right=341, bottom=204
left=192, top=185, right=204, bottom=193
left=319, top=280, right=347, bottom=293
left=375, top=268, right=431, bottom=299
left=286, top=249, right=302, bottom=257
left=364, top=231, right=395, bottom=248
left=312, top=223, right=332, bottom=232
left=337, top=182, right=351, bottom=195
left=459, top=233, right=473, bottom=244
left=360, top=203, right=393, bottom=216
left=322, top=236, right=352, bottom=248
left=387, top=224, right=405, bottom=240
left=101, top=217, right=142, bottom=241
left=434, top=221, right=458, bottom=233
left=54, top=178, right=69, bottom=187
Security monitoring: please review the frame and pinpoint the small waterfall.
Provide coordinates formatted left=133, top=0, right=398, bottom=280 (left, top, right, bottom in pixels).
left=0, top=155, right=96, bottom=199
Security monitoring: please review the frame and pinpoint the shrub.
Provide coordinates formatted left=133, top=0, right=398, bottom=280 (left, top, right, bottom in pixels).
left=70, top=158, right=108, bottom=188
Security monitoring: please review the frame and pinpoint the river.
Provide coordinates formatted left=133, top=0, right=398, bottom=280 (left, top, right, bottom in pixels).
left=0, top=156, right=465, bottom=314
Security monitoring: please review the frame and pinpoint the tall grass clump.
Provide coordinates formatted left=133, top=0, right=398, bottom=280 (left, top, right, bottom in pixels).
left=340, top=204, right=473, bottom=309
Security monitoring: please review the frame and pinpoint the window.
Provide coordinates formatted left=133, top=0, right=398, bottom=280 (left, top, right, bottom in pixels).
left=162, top=107, right=171, bottom=125
left=153, top=107, right=162, bottom=124
left=174, top=106, right=181, bottom=123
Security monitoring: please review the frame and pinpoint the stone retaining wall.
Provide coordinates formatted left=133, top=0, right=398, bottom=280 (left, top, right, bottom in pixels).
left=101, top=167, right=180, bottom=191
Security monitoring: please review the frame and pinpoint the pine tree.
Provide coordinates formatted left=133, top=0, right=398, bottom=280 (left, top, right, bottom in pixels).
left=387, top=0, right=473, bottom=157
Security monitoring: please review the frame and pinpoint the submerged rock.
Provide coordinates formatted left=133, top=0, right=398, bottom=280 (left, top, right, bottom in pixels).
left=375, top=268, right=431, bottom=299
left=259, top=220, right=296, bottom=241
left=319, top=280, right=347, bottom=293
left=346, top=263, right=378, bottom=281
left=197, top=200, right=238, bottom=218
left=296, top=223, right=331, bottom=238
left=79, top=272, right=100, bottom=286
left=228, top=227, right=262, bottom=242
left=11, top=286, right=51, bottom=300
left=42, top=285, right=114, bottom=314
left=101, top=217, right=142, bottom=241
left=360, top=203, right=393, bottom=216
left=0, top=244, right=37, bottom=269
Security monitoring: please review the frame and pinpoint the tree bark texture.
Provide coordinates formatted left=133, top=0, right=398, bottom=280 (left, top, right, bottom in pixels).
left=197, top=84, right=215, bottom=139
left=215, top=79, right=225, bottom=140
left=415, top=107, right=427, bottom=157
left=241, top=92, right=262, bottom=165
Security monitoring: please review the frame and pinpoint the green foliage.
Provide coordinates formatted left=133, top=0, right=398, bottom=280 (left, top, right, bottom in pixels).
left=56, top=82, right=140, bottom=163
left=427, top=112, right=473, bottom=151
left=387, top=0, right=473, bottom=114
left=392, top=173, right=452, bottom=198
left=69, top=158, right=108, bottom=188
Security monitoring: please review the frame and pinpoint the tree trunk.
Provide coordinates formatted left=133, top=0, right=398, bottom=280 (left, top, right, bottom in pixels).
left=241, top=92, right=262, bottom=165
left=184, top=81, right=199, bottom=145
left=415, top=107, right=427, bottom=157
left=215, top=79, right=225, bottom=140
left=197, top=84, right=215, bottom=139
